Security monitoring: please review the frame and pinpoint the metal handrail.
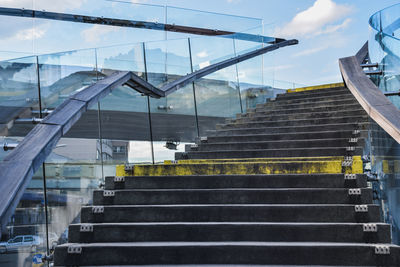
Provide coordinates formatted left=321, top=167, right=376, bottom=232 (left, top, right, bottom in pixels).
left=0, top=39, right=298, bottom=234
left=0, top=7, right=278, bottom=44
left=339, top=41, right=400, bottom=143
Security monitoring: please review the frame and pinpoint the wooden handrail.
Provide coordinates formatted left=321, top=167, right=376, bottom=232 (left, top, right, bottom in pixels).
left=339, top=41, right=400, bottom=143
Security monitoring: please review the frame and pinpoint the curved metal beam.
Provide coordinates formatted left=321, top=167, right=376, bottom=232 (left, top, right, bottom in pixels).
left=161, top=39, right=298, bottom=96
left=0, top=39, right=298, bottom=234
left=339, top=41, right=400, bottom=144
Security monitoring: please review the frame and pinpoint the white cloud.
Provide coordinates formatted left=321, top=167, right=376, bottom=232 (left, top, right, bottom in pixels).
left=15, top=28, right=46, bottom=40
left=81, top=25, right=118, bottom=43
left=275, top=0, right=352, bottom=38
left=293, top=46, right=328, bottom=57
left=315, top=18, right=352, bottom=35
left=196, top=51, right=209, bottom=58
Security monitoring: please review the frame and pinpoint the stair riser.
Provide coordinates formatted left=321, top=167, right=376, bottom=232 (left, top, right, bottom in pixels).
left=218, top=116, right=368, bottom=129
left=237, top=110, right=367, bottom=123
left=259, top=94, right=355, bottom=106
left=54, top=243, right=400, bottom=266
left=205, top=130, right=366, bottom=143
left=211, top=123, right=368, bottom=136
left=80, top=205, right=381, bottom=223
left=93, top=189, right=373, bottom=205
left=68, top=223, right=390, bottom=243
left=244, top=103, right=364, bottom=116
left=189, top=139, right=364, bottom=151
left=105, top=174, right=368, bottom=190
left=178, top=147, right=363, bottom=159
left=276, top=88, right=349, bottom=99
left=256, top=99, right=358, bottom=111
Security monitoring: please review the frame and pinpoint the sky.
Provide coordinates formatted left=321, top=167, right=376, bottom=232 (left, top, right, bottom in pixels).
left=0, top=0, right=399, bottom=86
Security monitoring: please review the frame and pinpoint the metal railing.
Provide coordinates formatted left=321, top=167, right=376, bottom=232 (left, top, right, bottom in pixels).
left=0, top=38, right=297, bottom=239
left=339, top=42, right=400, bottom=143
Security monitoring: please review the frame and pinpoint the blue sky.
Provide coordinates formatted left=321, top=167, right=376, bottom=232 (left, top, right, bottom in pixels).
left=0, top=0, right=399, bottom=86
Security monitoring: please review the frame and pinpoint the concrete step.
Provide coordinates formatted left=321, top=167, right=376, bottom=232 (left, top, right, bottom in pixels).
left=236, top=109, right=367, bottom=123
left=54, top=241, right=400, bottom=266
left=126, top=156, right=362, bottom=176
left=281, top=85, right=346, bottom=94
left=189, top=138, right=365, bottom=151
left=244, top=103, right=364, bottom=116
left=260, top=94, right=355, bottom=106
left=210, top=122, right=369, bottom=136
left=204, top=130, right=366, bottom=143
left=276, top=88, right=349, bottom=99
left=105, top=174, right=368, bottom=190
left=255, top=98, right=359, bottom=111
left=217, top=116, right=369, bottom=130
left=93, top=188, right=373, bottom=205
left=177, top=146, right=363, bottom=159
left=68, top=222, right=390, bottom=244
left=80, top=204, right=381, bottom=223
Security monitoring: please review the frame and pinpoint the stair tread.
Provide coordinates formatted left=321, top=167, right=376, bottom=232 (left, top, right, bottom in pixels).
left=71, top=222, right=388, bottom=226
left=58, top=241, right=396, bottom=247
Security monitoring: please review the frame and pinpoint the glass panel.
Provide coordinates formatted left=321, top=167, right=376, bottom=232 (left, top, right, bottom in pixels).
left=234, top=39, right=264, bottom=110
left=166, top=6, right=262, bottom=34
left=97, top=43, right=153, bottom=164
left=145, top=39, right=197, bottom=162
left=369, top=4, right=400, bottom=108
left=0, top=166, right=47, bottom=267
left=43, top=134, right=103, bottom=258
left=37, top=49, right=97, bottom=110
left=0, top=56, right=40, bottom=138
left=190, top=37, right=241, bottom=136
left=368, top=119, right=400, bottom=245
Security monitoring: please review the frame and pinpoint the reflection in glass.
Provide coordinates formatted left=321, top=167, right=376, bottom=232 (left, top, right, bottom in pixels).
left=0, top=166, right=47, bottom=267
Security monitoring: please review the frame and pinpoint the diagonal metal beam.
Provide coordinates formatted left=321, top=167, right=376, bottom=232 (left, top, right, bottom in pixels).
left=161, top=39, right=298, bottom=96
left=0, top=7, right=278, bottom=44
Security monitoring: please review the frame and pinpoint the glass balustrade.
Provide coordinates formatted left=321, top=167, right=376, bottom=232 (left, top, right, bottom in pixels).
left=367, top=3, right=400, bottom=245
left=0, top=4, right=305, bottom=265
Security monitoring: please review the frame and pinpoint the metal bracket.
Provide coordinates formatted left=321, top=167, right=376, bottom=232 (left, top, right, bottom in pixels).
left=363, top=223, right=377, bottom=232
left=375, top=245, right=390, bottom=255
left=190, top=144, right=199, bottom=150
left=344, top=174, right=357, bottom=180
left=67, top=245, right=82, bottom=254
left=349, top=138, right=358, bottom=143
left=355, top=205, right=368, bottom=212
left=342, top=156, right=353, bottom=167
left=346, top=146, right=355, bottom=152
left=348, top=188, right=361, bottom=195
left=92, top=206, right=104, bottom=214
left=114, top=176, right=125, bottom=183
left=352, top=130, right=360, bottom=135
left=124, top=164, right=134, bottom=172
left=103, top=190, right=115, bottom=197
left=200, top=137, right=208, bottom=143
left=80, top=224, right=94, bottom=232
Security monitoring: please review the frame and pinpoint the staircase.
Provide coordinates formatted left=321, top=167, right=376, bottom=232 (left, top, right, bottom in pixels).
left=54, top=84, right=400, bottom=266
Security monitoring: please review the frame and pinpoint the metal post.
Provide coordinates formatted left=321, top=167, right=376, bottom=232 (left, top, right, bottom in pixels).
left=232, top=38, right=243, bottom=113
left=36, top=56, right=43, bottom=119
left=42, top=163, right=50, bottom=261
left=95, top=49, right=105, bottom=181
left=36, top=56, right=50, bottom=264
left=188, top=38, right=200, bottom=138
left=143, top=42, right=155, bottom=164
